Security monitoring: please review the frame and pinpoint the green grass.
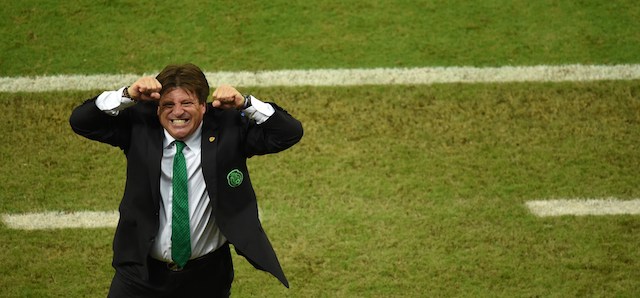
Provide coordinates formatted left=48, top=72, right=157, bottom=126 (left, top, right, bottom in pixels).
left=2, top=0, right=640, bottom=296
left=1, top=0, right=639, bottom=76
left=2, top=81, right=639, bottom=296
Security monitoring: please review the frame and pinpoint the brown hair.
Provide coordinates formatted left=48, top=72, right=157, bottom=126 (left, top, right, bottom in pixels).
left=155, top=63, right=209, bottom=104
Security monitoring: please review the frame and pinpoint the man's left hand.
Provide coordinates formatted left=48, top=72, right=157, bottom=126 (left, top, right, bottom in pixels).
left=212, top=85, right=245, bottom=110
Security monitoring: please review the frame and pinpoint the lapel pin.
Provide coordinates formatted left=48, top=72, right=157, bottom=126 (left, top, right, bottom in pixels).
left=209, top=136, right=215, bottom=143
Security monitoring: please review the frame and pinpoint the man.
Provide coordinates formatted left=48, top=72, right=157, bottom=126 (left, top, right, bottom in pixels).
left=69, top=63, right=303, bottom=297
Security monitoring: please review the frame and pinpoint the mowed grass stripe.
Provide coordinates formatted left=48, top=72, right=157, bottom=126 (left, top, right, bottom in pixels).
left=1, top=64, right=639, bottom=92
left=526, top=199, right=640, bottom=217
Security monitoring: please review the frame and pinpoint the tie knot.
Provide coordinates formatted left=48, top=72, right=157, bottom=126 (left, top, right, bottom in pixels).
left=175, top=141, right=186, bottom=153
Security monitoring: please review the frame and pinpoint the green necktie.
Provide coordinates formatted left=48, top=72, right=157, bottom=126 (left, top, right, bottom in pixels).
left=172, top=141, right=191, bottom=268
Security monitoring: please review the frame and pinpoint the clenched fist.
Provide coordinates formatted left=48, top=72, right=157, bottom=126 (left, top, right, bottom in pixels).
left=129, top=76, right=162, bottom=101
left=212, top=84, right=246, bottom=110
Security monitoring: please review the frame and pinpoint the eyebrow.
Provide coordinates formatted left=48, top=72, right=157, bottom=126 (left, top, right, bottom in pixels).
left=160, top=97, right=197, bottom=104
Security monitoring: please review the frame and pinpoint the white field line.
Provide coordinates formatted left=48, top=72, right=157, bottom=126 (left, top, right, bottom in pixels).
left=1, top=208, right=265, bottom=230
left=1, top=211, right=119, bottom=230
left=526, top=198, right=640, bottom=217
left=1, top=64, right=640, bottom=92
left=3, top=199, right=638, bottom=229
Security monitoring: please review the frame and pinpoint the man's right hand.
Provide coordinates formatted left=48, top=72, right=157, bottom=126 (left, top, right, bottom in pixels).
left=129, top=76, right=162, bottom=101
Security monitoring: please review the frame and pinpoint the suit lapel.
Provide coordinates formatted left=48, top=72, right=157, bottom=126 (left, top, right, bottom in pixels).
left=147, top=128, right=164, bottom=206
left=201, top=109, right=219, bottom=206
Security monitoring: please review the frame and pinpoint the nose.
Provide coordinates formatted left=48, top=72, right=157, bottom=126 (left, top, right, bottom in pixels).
left=172, top=103, right=185, bottom=116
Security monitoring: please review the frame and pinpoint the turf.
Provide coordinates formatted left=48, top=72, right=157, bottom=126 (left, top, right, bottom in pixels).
left=1, top=81, right=639, bottom=296
left=1, top=0, right=639, bottom=296
left=1, top=0, right=639, bottom=76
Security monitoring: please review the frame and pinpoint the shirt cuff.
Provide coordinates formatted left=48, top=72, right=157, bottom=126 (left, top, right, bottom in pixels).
left=95, top=87, right=136, bottom=116
left=243, top=95, right=275, bottom=124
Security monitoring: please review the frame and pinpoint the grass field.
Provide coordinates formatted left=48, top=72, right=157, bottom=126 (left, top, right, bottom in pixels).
left=2, top=0, right=639, bottom=76
left=1, top=1, right=640, bottom=297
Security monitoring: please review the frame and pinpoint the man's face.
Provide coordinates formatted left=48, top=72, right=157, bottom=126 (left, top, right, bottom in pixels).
left=157, top=87, right=206, bottom=140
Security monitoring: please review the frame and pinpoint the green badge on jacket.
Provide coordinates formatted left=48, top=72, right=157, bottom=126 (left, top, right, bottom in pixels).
left=227, top=169, right=244, bottom=187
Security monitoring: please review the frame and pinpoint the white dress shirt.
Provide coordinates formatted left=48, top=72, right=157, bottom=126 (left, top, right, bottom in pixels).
left=95, top=87, right=275, bottom=262
left=152, top=125, right=226, bottom=261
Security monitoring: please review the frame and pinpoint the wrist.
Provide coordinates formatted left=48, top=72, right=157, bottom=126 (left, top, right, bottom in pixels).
left=242, top=94, right=252, bottom=109
left=122, top=86, right=136, bottom=101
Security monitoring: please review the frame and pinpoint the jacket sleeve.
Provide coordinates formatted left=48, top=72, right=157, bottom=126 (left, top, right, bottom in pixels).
left=243, top=103, right=303, bottom=157
left=69, top=97, right=132, bottom=151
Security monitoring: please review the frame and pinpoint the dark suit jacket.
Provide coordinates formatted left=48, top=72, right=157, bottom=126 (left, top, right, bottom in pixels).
left=69, top=97, right=303, bottom=288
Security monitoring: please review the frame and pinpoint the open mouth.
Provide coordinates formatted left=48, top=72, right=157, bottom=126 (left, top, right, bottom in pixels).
left=171, top=119, right=189, bottom=125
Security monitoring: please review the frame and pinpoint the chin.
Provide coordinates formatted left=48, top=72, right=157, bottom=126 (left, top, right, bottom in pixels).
left=168, top=130, right=189, bottom=140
